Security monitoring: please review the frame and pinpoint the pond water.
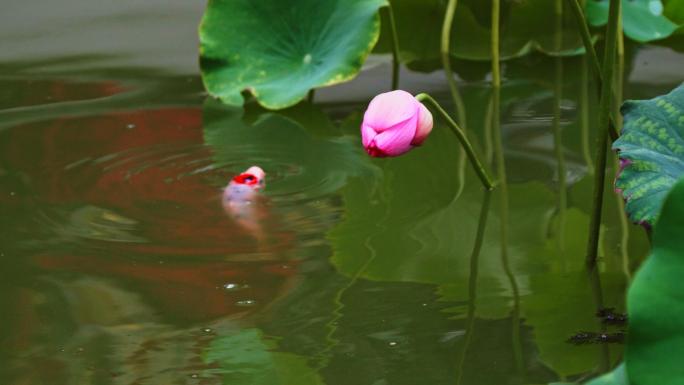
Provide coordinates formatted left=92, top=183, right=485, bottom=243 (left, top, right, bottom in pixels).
left=1, top=2, right=683, bottom=384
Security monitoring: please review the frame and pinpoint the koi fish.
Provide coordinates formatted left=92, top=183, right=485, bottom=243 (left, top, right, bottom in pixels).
left=223, top=166, right=266, bottom=239
left=223, top=166, right=265, bottom=200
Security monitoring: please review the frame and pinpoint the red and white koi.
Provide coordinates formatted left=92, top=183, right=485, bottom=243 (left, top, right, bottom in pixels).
left=223, top=166, right=266, bottom=238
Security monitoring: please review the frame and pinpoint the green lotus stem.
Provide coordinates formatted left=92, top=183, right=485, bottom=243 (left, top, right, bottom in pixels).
left=416, top=93, right=495, bottom=190
left=491, top=85, right=523, bottom=374
left=484, top=96, right=494, bottom=164
left=566, top=0, right=601, bottom=78
left=491, top=0, right=501, bottom=88
left=580, top=56, right=595, bottom=174
left=441, top=0, right=470, bottom=198
left=615, top=11, right=625, bottom=129
left=383, top=5, right=401, bottom=90
left=608, top=115, right=619, bottom=141
left=565, top=0, right=620, bottom=141
left=614, top=13, right=631, bottom=282
left=454, top=150, right=467, bottom=201
left=613, top=156, right=632, bottom=282
left=586, top=0, right=621, bottom=268
left=488, top=13, right=523, bottom=358
left=440, top=0, right=468, bottom=148
left=441, top=0, right=466, bottom=117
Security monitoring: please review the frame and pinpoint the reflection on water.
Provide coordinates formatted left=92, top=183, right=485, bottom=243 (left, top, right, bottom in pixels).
left=0, top=32, right=681, bottom=385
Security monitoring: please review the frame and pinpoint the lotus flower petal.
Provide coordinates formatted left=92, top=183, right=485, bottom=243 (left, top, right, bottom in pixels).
left=363, top=90, right=420, bottom=132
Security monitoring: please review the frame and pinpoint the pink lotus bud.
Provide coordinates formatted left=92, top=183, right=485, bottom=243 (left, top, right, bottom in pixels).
left=361, top=90, right=433, bottom=157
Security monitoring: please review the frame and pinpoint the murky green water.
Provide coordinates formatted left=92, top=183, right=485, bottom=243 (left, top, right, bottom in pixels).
left=1, top=2, right=683, bottom=384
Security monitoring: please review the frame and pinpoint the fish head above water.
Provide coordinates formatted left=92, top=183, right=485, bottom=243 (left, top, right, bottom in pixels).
left=223, top=166, right=265, bottom=201
left=223, top=166, right=267, bottom=240
left=231, top=166, right=265, bottom=188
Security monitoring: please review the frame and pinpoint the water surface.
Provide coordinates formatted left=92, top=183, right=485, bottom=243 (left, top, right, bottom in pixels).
left=1, top=2, right=683, bottom=384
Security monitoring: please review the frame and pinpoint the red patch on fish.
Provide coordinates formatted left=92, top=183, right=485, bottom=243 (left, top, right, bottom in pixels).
left=232, top=173, right=259, bottom=185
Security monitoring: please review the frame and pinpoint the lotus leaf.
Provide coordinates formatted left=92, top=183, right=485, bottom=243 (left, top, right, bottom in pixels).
left=200, top=0, right=386, bottom=109
left=586, top=0, right=678, bottom=42
left=612, top=83, right=684, bottom=226
left=625, top=177, right=684, bottom=385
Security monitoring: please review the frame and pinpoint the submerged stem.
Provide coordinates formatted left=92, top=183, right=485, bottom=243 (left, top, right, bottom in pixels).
left=415, top=93, right=495, bottom=190
left=383, top=5, right=401, bottom=90
left=455, top=190, right=492, bottom=385
left=587, top=266, right=611, bottom=372
left=586, top=0, right=621, bottom=268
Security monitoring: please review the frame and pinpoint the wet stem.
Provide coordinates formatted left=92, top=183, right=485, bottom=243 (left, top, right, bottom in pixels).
left=491, top=0, right=500, bottom=88
left=415, top=93, right=495, bottom=190
left=586, top=0, right=621, bottom=268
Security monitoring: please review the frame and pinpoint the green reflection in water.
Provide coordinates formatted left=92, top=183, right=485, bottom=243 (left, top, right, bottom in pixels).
left=204, top=328, right=324, bottom=384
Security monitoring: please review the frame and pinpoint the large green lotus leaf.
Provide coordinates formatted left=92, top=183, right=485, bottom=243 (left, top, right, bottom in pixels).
left=374, top=0, right=587, bottom=66
left=199, top=0, right=386, bottom=109
left=586, top=0, right=678, bottom=42
left=612, top=84, right=684, bottom=227
left=584, top=363, right=629, bottom=385
left=204, top=328, right=324, bottom=384
left=625, top=177, right=684, bottom=385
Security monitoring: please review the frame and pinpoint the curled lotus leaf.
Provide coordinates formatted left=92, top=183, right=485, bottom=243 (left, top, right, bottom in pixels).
left=199, top=0, right=387, bottom=109
left=613, top=83, right=684, bottom=227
